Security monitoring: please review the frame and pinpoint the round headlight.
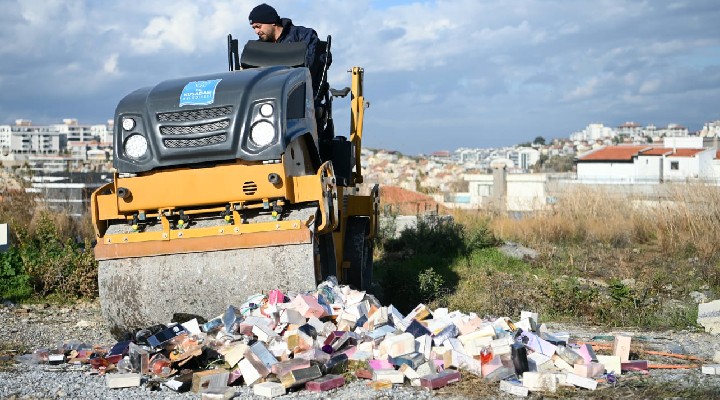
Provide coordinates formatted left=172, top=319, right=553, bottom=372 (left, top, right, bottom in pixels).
left=250, top=121, right=275, bottom=147
left=259, top=103, right=274, bottom=117
left=124, top=134, right=148, bottom=159
left=122, top=117, right=135, bottom=131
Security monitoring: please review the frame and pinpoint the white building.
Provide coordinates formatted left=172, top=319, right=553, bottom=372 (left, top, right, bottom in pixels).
left=0, top=119, right=113, bottom=170
left=576, top=144, right=715, bottom=183
left=617, top=122, right=643, bottom=137
left=570, top=123, right=615, bottom=142
left=512, top=147, right=541, bottom=172
left=699, top=121, right=720, bottom=137
left=656, top=123, right=689, bottom=138
left=0, top=120, right=67, bottom=160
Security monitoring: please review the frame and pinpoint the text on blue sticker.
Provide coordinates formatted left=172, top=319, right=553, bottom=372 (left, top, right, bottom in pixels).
left=179, top=79, right=222, bottom=107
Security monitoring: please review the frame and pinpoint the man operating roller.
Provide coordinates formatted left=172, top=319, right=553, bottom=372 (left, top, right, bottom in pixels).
left=248, top=3, right=329, bottom=86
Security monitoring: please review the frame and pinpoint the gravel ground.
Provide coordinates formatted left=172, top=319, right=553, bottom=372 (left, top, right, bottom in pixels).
left=2, top=300, right=720, bottom=399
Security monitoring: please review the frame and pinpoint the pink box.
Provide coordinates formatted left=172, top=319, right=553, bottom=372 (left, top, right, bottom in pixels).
left=621, top=360, right=648, bottom=372
left=291, top=294, right=326, bottom=318
left=268, top=289, right=285, bottom=305
left=306, top=374, right=345, bottom=391
left=368, top=359, right=394, bottom=370
left=420, top=369, right=461, bottom=389
left=481, top=355, right=502, bottom=377
left=578, top=344, right=594, bottom=364
left=574, top=362, right=605, bottom=378
left=355, top=369, right=373, bottom=379
left=271, top=358, right=310, bottom=376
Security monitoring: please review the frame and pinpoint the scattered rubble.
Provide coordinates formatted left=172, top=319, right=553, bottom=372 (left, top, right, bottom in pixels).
left=498, top=241, right=539, bottom=261
left=698, top=299, right=720, bottom=334
left=5, top=277, right=720, bottom=398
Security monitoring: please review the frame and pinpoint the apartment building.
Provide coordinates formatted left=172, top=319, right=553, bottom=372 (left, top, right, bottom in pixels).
left=0, top=119, right=66, bottom=160
left=0, top=119, right=112, bottom=170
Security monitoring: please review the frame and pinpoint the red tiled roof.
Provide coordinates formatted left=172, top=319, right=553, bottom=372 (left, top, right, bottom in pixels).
left=379, top=186, right=447, bottom=214
left=665, top=148, right=704, bottom=157
left=579, top=146, right=706, bottom=161
left=578, top=146, right=649, bottom=161
left=640, top=147, right=672, bottom=156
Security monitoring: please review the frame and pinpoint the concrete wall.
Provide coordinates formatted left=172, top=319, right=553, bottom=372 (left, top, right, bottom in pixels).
left=576, top=162, right=637, bottom=182
left=635, top=156, right=662, bottom=182
left=464, top=172, right=554, bottom=212
left=506, top=174, right=549, bottom=212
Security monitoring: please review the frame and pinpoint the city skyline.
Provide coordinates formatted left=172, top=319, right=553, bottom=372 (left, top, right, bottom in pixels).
left=1, top=0, right=718, bottom=155
left=2, top=115, right=718, bottom=154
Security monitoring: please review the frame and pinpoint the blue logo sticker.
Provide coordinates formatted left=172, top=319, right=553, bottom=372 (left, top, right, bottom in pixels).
left=179, top=79, right=222, bottom=107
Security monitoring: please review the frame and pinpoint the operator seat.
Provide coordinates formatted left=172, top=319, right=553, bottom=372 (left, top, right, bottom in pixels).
left=228, top=34, right=336, bottom=157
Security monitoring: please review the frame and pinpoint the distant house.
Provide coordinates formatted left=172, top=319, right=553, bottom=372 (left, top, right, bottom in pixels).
left=576, top=144, right=715, bottom=183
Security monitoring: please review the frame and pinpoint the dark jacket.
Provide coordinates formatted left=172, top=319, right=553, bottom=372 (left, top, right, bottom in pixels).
left=275, top=18, right=330, bottom=91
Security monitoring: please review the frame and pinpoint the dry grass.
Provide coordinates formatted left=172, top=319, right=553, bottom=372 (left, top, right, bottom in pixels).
left=402, top=183, right=720, bottom=329
left=491, top=183, right=720, bottom=263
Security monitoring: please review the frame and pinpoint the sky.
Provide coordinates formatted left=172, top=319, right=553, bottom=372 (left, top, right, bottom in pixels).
left=1, top=0, right=719, bottom=155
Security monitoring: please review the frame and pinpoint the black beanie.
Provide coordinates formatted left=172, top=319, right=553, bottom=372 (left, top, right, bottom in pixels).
left=249, top=3, right=280, bottom=24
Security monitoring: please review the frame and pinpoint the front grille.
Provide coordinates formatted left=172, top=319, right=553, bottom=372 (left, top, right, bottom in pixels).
left=243, top=181, right=257, bottom=195
left=164, top=134, right=227, bottom=148
left=157, top=106, right=233, bottom=122
left=157, top=106, right=233, bottom=148
left=160, top=120, right=230, bottom=135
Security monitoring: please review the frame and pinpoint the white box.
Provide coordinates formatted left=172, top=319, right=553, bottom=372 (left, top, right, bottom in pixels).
left=500, top=379, right=529, bottom=397
left=253, top=381, right=286, bottom=397
left=566, top=373, right=598, bottom=390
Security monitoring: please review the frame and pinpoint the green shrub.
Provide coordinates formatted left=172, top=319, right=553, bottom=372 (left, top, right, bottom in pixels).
left=544, top=278, right=603, bottom=323
left=0, top=247, right=32, bottom=301
left=375, top=216, right=497, bottom=313
left=418, top=267, right=445, bottom=304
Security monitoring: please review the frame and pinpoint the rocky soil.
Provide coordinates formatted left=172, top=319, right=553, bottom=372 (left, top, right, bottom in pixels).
left=2, top=300, right=720, bottom=399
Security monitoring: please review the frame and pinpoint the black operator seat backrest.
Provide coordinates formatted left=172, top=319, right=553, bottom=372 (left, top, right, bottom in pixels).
left=227, top=34, right=332, bottom=99
left=240, top=41, right=307, bottom=69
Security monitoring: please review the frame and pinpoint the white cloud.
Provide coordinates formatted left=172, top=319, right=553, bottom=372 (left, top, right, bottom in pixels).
left=103, top=54, right=119, bottom=74
left=564, top=77, right=600, bottom=101
left=0, top=0, right=719, bottom=154
left=639, top=79, right=661, bottom=94
left=130, top=3, right=203, bottom=54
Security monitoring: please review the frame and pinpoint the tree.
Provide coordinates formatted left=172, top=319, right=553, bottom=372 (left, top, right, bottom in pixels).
left=532, top=154, right=549, bottom=171
left=533, top=136, right=546, bottom=146
left=540, top=154, right=574, bottom=172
